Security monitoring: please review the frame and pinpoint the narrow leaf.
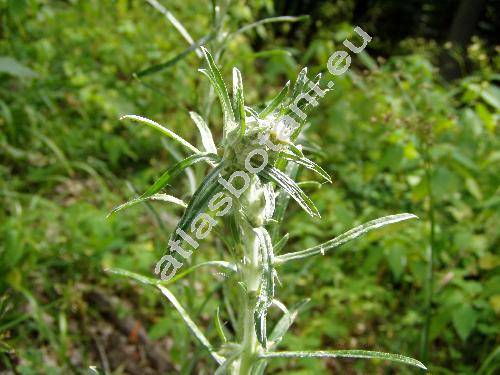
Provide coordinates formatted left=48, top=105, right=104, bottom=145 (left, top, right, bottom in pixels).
left=276, top=214, right=418, bottom=264
left=268, top=162, right=299, bottom=242
left=254, top=227, right=277, bottom=348
left=108, top=153, right=218, bottom=217
left=268, top=299, right=309, bottom=348
left=107, top=261, right=236, bottom=287
left=259, top=81, right=290, bottom=119
left=281, top=151, right=331, bottom=182
left=146, top=0, right=201, bottom=56
left=232, top=67, right=245, bottom=136
left=214, top=306, right=228, bottom=343
left=260, top=165, right=320, bottom=218
left=258, top=350, right=426, bottom=370
left=199, top=47, right=235, bottom=135
left=143, top=153, right=218, bottom=197
left=120, top=114, right=200, bottom=154
left=107, top=193, right=186, bottom=217
left=171, top=163, right=226, bottom=244
left=189, top=111, right=218, bottom=154
left=135, top=34, right=212, bottom=77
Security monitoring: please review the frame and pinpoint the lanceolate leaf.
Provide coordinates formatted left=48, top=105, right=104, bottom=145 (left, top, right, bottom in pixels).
left=107, top=193, right=186, bottom=217
left=258, top=350, right=427, bottom=370
left=107, top=262, right=236, bottom=287
left=163, top=261, right=236, bottom=285
left=290, top=67, right=309, bottom=103
left=232, top=67, right=245, bottom=136
left=189, top=111, right=218, bottom=154
left=199, top=47, right=236, bottom=136
left=120, top=114, right=200, bottom=154
left=259, top=81, right=291, bottom=119
left=268, top=162, right=299, bottom=242
left=109, top=153, right=219, bottom=217
left=170, top=163, right=226, bottom=244
left=143, top=153, right=218, bottom=197
left=276, top=214, right=418, bottom=264
left=281, top=150, right=331, bottom=182
left=260, top=165, right=320, bottom=218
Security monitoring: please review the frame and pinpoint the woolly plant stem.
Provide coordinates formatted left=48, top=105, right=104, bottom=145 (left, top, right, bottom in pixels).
left=236, top=181, right=266, bottom=374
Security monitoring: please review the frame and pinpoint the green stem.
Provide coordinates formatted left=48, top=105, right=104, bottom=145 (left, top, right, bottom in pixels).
left=235, top=180, right=265, bottom=374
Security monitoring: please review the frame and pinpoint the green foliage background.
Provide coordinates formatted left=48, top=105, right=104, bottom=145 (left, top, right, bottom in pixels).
left=0, top=0, right=498, bottom=373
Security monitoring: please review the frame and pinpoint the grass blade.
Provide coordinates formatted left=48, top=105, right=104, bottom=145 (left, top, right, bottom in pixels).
left=135, top=34, right=212, bottom=77
left=258, top=350, right=427, bottom=370
left=189, top=111, right=218, bottom=154
left=120, top=114, right=200, bottom=154
left=229, top=15, right=309, bottom=38
left=276, top=214, right=418, bottom=264
left=146, top=0, right=202, bottom=57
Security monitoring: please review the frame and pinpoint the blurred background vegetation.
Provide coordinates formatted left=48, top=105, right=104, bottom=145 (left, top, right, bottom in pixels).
left=0, top=0, right=498, bottom=373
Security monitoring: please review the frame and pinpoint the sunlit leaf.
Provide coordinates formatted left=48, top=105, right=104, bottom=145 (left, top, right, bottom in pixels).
left=268, top=299, right=309, bottom=348
left=120, top=114, right=200, bottom=154
left=170, top=162, right=226, bottom=244
left=259, top=81, right=291, bottom=118
left=281, top=150, right=331, bottom=182
left=107, top=193, right=186, bottom=217
left=258, top=350, right=426, bottom=370
left=232, top=67, right=246, bottom=136
left=260, top=165, right=320, bottom=218
left=276, top=214, right=418, bottom=263
left=189, top=111, right=218, bottom=154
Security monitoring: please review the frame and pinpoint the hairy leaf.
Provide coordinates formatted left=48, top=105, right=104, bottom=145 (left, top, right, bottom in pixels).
left=170, top=163, right=226, bottom=244
left=189, top=111, right=218, bottom=154
left=276, top=214, right=418, bottom=263
left=281, top=150, right=331, bottom=182
left=260, top=165, right=320, bottom=218
left=120, top=114, right=200, bottom=154
left=232, top=67, right=246, bottom=136
left=258, top=350, right=426, bottom=370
